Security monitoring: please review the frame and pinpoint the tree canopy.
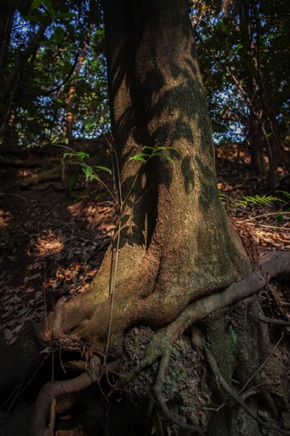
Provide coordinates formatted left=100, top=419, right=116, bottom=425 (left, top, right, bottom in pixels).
left=1, top=0, right=289, bottom=175
left=0, top=0, right=109, bottom=148
left=191, top=0, right=290, bottom=185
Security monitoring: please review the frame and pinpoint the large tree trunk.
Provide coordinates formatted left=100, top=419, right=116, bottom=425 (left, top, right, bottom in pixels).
left=0, top=0, right=250, bottom=380
left=55, top=0, right=249, bottom=353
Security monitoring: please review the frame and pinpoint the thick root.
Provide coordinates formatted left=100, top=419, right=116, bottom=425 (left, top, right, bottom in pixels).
left=116, top=251, right=290, bottom=432
left=5, top=250, right=290, bottom=433
left=29, top=356, right=101, bottom=436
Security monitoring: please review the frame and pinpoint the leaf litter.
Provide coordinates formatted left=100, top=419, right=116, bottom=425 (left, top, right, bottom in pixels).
left=0, top=140, right=289, bottom=347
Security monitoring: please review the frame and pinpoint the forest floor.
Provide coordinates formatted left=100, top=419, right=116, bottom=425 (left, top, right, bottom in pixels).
left=0, top=139, right=290, bottom=435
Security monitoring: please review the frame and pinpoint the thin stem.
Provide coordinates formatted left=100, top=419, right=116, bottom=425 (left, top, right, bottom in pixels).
left=241, top=211, right=290, bottom=222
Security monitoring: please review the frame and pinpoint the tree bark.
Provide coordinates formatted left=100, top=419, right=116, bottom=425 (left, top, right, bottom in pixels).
left=0, top=0, right=250, bottom=379
left=248, top=109, right=266, bottom=173
left=50, top=0, right=250, bottom=354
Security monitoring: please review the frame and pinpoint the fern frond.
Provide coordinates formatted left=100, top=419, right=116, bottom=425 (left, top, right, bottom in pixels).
left=276, top=190, right=290, bottom=200
left=233, top=194, right=286, bottom=209
left=219, top=191, right=228, bottom=203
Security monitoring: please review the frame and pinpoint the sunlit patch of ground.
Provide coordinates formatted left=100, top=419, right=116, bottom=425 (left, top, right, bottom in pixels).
left=67, top=201, right=116, bottom=234
left=28, top=231, right=65, bottom=256
left=0, top=209, right=12, bottom=228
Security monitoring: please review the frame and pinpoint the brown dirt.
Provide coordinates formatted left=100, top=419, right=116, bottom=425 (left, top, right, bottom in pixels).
left=0, top=140, right=289, bottom=435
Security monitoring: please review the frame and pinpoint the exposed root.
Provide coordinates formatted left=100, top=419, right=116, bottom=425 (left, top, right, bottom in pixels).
left=29, top=251, right=290, bottom=434
left=258, top=315, right=290, bottom=326
left=48, top=398, right=56, bottom=434
left=120, top=251, right=290, bottom=383
left=205, top=347, right=290, bottom=435
left=50, top=296, right=69, bottom=340
left=29, top=356, right=101, bottom=436
left=153, top=347, right=202, bottom=434
left=117, top=251, right=290, bottom=430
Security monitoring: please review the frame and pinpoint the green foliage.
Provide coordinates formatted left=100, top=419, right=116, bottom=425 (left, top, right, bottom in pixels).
left=233, top=194, right=286, bottom=209
left=276, top=190, right=290, bottom=202
left=129, top=145, right=177, bottom=164
left=192, top=0, right=290, bottom=145
left=62, top=146, right=112, bottom=183
left=0, top=0, right=109, bottom=149
left=228, top=190, right=290, bottom=227
left=275, top=190, right=290, bottom=213
left=218, top=191, right=228, bottom=203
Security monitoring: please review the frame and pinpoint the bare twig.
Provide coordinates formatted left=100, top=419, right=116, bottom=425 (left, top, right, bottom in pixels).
left=241, top=212, right=290, bottom=222
left=259, top=317, right=290, bottom=326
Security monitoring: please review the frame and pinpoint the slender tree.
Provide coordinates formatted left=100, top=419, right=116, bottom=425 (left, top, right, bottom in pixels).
left=193, top=0, right=290, bottom=187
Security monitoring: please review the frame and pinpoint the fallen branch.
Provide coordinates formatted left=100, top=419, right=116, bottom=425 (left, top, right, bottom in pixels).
left=242, top=212, right=290, bottom=222
left=258, top=316, right=290, bottom=327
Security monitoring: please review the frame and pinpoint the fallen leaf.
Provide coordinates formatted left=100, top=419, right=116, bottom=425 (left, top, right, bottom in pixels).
left=3, top=328, right=13, bottom=341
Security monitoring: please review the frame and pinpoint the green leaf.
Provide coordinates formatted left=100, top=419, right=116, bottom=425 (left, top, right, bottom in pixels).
left=142, top=146, right=155, bottom=151
left=94, top=165, right=112, bottom=175
left=218, top=191, right=228, bottom=203
left=76, top=152, right=89, bottom=161
left=84, top=118, right=98, bottom=129
left=25, top=14, right=44, bottom=22
left=153, top=146, right=167, bottom=151
left=276, top=190, right=290, bottom=200
left=276, top=213, right=284, bottom=226
left=233, top=195, right=286, bottom=209
left=129, top=154, right=149, bottom=162
left=163, top=155, right=174, bottom=164
left=167, top=146, right=178, bottom=151
left=82, top=165, right=93, bottom=180
left=53, top=27, right=64, bottom=43
left=57, top=12, right=74, bottom=20
left=57, top=144, right=75, bottom=152
left=59, top=63, right=72, bottom=74
left=31, top=0, right=54, bottom=13
left=89, top=174, right=100, bottom=182
left=30, top=0, right=43, bottom=10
